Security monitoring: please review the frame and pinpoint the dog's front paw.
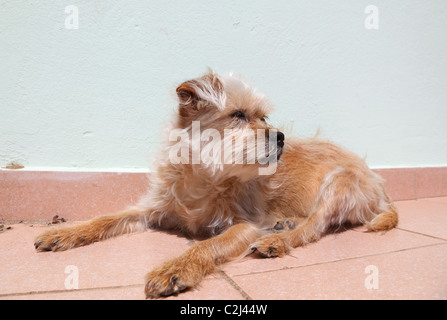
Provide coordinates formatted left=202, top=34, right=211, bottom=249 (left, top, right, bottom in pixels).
left=35, top=229, right=70, bottom=252
left=34, top=226, right=88, bottom=252
left=251, top=234, right=289, bottom=258
left=144, top=270, right=189, bottom=298
left=144, top=257, right=210, bottom=299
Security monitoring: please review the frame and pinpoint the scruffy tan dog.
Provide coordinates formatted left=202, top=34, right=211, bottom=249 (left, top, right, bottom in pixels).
left=34, top=71, right=398, bottom=298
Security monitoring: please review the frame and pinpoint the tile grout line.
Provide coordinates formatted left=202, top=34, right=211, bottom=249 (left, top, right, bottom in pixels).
left=0, top=276, right=242, bottom=299
left=396, top=226, right=447, bottom=242
left=218, top=270, right=252, bottom=300
left=229, top=242, right=447, bottom=279
left=0, top=283, right=144, bottom=299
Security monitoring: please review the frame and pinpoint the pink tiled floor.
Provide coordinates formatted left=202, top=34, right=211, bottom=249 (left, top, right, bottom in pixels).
left=0, top=198, right=446, bottom=300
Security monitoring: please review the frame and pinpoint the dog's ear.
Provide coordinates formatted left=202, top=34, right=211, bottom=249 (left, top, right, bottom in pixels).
left=176, top=73, right=225, bottom=114
left=176, top=81, right=199, bottom=110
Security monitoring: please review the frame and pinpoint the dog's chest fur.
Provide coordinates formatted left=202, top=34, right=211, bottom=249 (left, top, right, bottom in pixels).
left=157, top=166, right=273, bottom=235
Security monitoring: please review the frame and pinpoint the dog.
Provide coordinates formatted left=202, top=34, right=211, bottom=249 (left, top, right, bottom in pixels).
left=34, top=71, right=398, bottom=298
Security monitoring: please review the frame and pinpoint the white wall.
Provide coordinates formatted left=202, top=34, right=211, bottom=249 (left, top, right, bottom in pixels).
left=1, top=0, right=446, bottom=170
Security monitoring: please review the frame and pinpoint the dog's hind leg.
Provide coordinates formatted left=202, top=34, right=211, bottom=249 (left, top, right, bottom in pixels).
left=252, top=167, right=398, bottom=258
left=34, top=208, right=150, bottom=252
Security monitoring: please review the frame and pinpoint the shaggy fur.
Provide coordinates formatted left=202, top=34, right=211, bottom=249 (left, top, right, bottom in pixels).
left=34, top=71, right=398, bottom=298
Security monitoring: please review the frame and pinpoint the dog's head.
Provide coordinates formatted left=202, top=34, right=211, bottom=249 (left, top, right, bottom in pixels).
left=167, top=71, right=284, bottom=178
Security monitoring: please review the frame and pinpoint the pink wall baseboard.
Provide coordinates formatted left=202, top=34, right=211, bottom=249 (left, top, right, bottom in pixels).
left=0, top=171, right=150, bottom=222
left=374, top=167, right=447, bottom=201
left=1, top=167, right=446, bottom=222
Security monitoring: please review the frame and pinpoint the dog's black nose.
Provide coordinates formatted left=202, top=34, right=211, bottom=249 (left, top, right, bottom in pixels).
left=277, top=131, right=285, bottom=142
left=277, top=131, right=285, bottom=147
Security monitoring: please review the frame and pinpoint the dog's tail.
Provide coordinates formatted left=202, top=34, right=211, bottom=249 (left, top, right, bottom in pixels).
left=366, top=205, right=398, bottom=231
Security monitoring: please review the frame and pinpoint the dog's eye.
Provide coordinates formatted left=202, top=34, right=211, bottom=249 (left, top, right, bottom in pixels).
left=230, top=111, right=246, bottom=120
left=260, top=117, right=266, bottom=122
